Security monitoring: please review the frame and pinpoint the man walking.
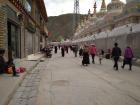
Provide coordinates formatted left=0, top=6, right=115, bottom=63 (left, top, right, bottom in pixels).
left=111, top=43, right=121, bottom=70
left=61, top=46, right=65, bottom=57
left=54, top=46, right=58, bottom=54
left=73, top=45, right=78, bottom=57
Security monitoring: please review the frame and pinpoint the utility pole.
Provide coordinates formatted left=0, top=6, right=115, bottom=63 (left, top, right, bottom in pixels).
left=73, top=0, right=80, bottom=36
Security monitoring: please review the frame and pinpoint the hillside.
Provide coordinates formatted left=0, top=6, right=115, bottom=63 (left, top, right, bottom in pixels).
left=47, top=14, right=83, bottom=41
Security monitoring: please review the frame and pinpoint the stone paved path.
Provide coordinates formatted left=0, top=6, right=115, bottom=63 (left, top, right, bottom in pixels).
left=8, top=61, right=47, bottom=105
left=9, top=50, right=140, bottom=105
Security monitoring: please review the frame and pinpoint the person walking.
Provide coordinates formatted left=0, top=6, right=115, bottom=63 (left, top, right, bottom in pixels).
left=61, top=46, right=65, bottom=57
left=58, top=45, right=61, bottom=50
left=98, top=49, right=104, bottom=64
left=70, top=45, right=73, bottom=51
left=111, top=43, right=121, bottom=70
left=79, top=46, right=83, bottom=57
left=82, top=45, right=90, bottom=66
left=121, top=46, right=134, bottom=70
left=89, top=44, right=97, bottom=64
left=73, top=45, right=78, bottom=57
left=65, top=46, right=69, bottom=53
left=54, top=46, right=58, bottom=54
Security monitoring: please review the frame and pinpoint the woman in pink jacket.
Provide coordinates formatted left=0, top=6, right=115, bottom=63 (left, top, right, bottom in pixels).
left=89, top=44, right=97, bottom=64
left=122, top=46, right=134, bottom=70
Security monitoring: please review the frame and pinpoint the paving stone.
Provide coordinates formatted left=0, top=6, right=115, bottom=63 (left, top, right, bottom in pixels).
left=20, top=92, right=29, bottom=99
left=16, top=87, right=26, bottom=92
left=10, top=98, right=28, bottom=105
left=8, top=63, right=42, bottom=104
left=24, top=87, right=32, bottom=92
left=33, top=79, right=41, bottom=83
left=9, top=98, right=19, bottom=105
left=21, top=81, right=29, bottom=87
left=27, top=97, right=36, bottom=105
left=28, top=90, right=38, bottom=98
left=18, top=99, right=28, bottom=105
left=35, top=52, right=140, bottom=105
left=13, top=92, right=24, bottom=99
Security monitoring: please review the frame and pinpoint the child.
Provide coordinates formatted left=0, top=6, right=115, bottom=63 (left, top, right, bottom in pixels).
left=98, top=49, right=104, bottom=64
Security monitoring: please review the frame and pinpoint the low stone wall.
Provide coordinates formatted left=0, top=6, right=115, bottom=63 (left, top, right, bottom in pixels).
left=94, top=32, right=140, bottom=58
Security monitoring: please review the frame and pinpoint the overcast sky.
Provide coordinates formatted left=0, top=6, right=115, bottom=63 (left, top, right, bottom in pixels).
left=45, top=0, right=126, bottom=17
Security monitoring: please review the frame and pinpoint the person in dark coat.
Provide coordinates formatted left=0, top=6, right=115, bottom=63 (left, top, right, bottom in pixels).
left=73, top=45, right=78, bottom=57
left=79, top=46, right=83, bottom=57
left=82, top=45, right=90, bottom=66
left=0, top=48, right=18, bottom=76
left=61, top=46, right=65, bottom=57
left=54, top=46, right=58, bottom=54
left=70, top=45, right=73, bottom=51
left=98, top=49, right=104, bottom=64
left=122, top=46, right=134, bottom=70
left=58, top=45, right=61, bottom=50
left=65, top=46, right=69, bottom=53
left=0, top=48, right=7, bottom=74
left=111, top=43, right=121, bottom=70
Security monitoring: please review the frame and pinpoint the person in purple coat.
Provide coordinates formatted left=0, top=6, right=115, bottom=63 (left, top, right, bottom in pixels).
left=122, top=46, right=134, bottom=70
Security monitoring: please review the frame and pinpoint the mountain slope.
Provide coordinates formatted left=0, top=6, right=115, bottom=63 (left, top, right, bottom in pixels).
left=47, top=14, right=82, bottom=41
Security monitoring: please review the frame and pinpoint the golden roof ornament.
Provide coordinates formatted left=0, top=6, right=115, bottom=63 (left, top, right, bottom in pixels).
left=100, top=0, right=106, bottom=12
left=93, top=2, right=97, bottom=15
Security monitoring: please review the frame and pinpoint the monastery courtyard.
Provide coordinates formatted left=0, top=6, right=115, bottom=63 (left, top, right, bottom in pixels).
left=8, top=50, right=140, bottom=105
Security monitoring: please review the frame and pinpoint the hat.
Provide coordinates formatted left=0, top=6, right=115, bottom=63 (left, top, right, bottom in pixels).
left=114, top=43, right=118, bottom=46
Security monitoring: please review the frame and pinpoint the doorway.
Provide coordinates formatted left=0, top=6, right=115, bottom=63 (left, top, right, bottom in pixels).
left=7, top=21, right=20, bottom=59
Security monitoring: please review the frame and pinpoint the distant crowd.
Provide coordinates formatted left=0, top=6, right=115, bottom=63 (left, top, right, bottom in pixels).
left=0, top=42, right=134, bottom=77
left=43, top=42, right=134, bottom=71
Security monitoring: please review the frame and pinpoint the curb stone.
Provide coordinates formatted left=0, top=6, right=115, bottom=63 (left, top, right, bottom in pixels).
left=4, top=58, right=42, bottom=105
